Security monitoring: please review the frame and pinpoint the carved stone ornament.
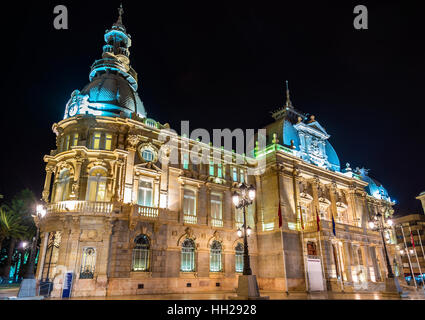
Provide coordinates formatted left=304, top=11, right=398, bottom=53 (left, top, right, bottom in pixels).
left=127, top=134, right=142, bottom=149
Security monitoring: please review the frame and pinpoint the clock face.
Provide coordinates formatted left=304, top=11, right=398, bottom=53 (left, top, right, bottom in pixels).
left=68, top=104, right=78, bottom=117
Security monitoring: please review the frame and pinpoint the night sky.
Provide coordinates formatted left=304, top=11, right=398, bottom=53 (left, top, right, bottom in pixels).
left=0, top=1, right=423, bottom=214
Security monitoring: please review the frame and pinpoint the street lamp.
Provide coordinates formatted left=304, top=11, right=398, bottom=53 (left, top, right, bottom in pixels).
left=17, top=203, right=47, bottom=298
left=232, top=183, right=256, bottom=276
left=368, top=209, right=402, bottom=294
left=230, top=183, right=268, bottom=300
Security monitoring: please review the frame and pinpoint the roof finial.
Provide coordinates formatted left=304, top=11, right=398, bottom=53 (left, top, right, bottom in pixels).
left=285, top=80, right=293, bottom=108
left=117, top=3, right=124, bottom=25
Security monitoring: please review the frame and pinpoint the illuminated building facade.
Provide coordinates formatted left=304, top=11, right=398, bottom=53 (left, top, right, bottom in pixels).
left=35, top=8, right=401, bottom=297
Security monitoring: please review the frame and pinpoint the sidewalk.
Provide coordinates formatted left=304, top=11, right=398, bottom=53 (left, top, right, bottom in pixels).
left=47, top=290, right=425, bottom=300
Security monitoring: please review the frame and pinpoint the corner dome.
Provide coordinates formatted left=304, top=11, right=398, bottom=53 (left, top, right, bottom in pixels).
left=358, top=169, right=391, bottom=201
left=80, top=72, right=146, bottom=118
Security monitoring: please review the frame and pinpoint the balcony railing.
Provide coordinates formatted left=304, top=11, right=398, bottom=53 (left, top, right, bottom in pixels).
left=211, top=218, right=223, bottom=228
left=184, top=214, right=197, bottom=225
left=135, top=205, right=159, bottom=218
left=47, top=201, right=114, bottom=214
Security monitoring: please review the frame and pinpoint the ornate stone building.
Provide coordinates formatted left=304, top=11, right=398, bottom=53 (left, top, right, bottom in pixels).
left=35, top=8, right=400, bottom=297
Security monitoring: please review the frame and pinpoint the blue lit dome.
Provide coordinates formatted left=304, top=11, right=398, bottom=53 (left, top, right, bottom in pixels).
left=282, top=119, right=340, bottom=172
left=357, top=168, right=391, bottom=201
left=80, top=72, right=146, bottom=118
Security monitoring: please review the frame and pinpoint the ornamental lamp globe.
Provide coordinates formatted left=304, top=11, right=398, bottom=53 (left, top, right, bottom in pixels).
left=232, top=192, right=240, bottom=206
left=387, top=219, right=393, bottom=227
left=247, top=226, right=252, bottom=236
left=237, top=228, right=242, bottom=238
left=368, top=221, right=375, bottom=229
left=36, top=204, right=47, bottom=218
left=248, top=185, right=256, bottom=201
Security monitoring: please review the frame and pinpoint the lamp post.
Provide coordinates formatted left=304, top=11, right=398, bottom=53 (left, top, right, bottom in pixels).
left=368, top=209, right=402, bottom=294
left=17, top=204, right=46, bottom=298
left=230, top=183, right=268, bottom=300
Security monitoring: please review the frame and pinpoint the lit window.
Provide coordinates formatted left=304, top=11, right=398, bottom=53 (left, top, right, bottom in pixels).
left=232, top=168, right=238, bottom=182
left=210, top=241, right=222, bottom=272
left=183, top=153, right=189, bottom=170
left=181, top=239, right=195, bottom=272
left=209, top=161, right=215, bottom=176
left=105, top=133, right=112, bottom=150
left=138, top=180, right=153, bottom=207
left=235, top=243, right=244, bottom=273
left=142, top=149, right=154, bottom=162
left=145, top=119, right=157, bottom=128
left=92, top=133, right=101, bottom=150
left=86, top=168, right=107, bottom=202
left=80, top=247, right=96, bottom=279
left=211, top=194, right=222, bottom=221
left=54, top=169, right=71, bottom=202
left=132, top=235, right=150, bottom=271
left=63, top=135, right=70, bottom=151
left=217, top=164, right=222, bottom=178
left=240, top=169, right=245, bottom=183
left=71, top=133, right=79, bottom=147
left=183, top=189, right=196, bottom=217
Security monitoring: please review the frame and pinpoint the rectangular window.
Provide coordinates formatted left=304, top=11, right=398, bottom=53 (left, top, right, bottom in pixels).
left=240, top=169, right=245, bottom=183
left=183, top=189, right=196, bottom=224
left=63, top=135, right=70, bottom=151
left=183, top=153, right=189, bottom=170
left=211, top=194, right=222, bottom=220
left=71, top=133, right=79, bottom=147
left=232, top=168, right=238, bottom=182
left=138, top=180, right=153, bottom=207
left=93, top=133, right=101, bottom=150
left=209, top=161, right=215, bottom=176
left=217, top=164, right=222, bottom=178
left=105, top=133, right=112, bottom=150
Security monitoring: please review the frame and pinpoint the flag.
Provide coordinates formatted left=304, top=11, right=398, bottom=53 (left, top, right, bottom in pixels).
left=315, top=208, right=321, bottom=231
left=331, top=214, right=336, bottom=236
left=278, top=201, right=283, bottom=228
left=411, top=231, right=416, bottom=249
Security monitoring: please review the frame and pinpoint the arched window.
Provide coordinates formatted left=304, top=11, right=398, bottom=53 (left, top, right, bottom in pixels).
left=54, top=169, right=71, bottom=202
left=86, top=167, right=107, bottom=202
left=132, top=235, right=150, bottom=271
left=80, top=247, right=96, bottom=279
left=181, top=239, right=195, bottom=272
left=235, top=243, right=244, bottom=273
left=210, top=241, right=222, bottom=272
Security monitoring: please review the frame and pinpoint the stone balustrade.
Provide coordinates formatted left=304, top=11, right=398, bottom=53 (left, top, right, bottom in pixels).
left=47, top=201, right=114, bottom=214
left=135, top=205, right=159, bottom=219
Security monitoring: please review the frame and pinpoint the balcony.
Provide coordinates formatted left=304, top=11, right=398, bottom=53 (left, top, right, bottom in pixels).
left=184, top=214, right=197, bottom=225
left=47, top=201, right=114, bottom=215
left=211, top=218, right=223, bottom=228
left=135, top=205, right=159, bottom=219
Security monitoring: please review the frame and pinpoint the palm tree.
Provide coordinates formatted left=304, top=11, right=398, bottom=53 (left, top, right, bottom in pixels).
left=0, top=207, right=27, bottom=255
left=0, top=189, right=35, bottom=279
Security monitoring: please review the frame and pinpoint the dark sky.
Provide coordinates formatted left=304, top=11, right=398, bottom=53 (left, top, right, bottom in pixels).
left=0, top=1, right=423, bottom=214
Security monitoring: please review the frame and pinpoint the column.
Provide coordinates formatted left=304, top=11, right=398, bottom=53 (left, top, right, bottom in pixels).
left=360, top=245, right=372, bottom=281
left=36, top=232, right=49, bottom=280
left=42, top=167, right=54, bottom=202
left=342, top=241, right=353, bottom=282
left=206, top=187, right=211, bottom=227
left=70, top=158, right=84, bottom=200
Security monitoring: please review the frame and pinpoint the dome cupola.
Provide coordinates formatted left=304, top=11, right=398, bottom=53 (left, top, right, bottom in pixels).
left=64, top=4, right=146, bottom=120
